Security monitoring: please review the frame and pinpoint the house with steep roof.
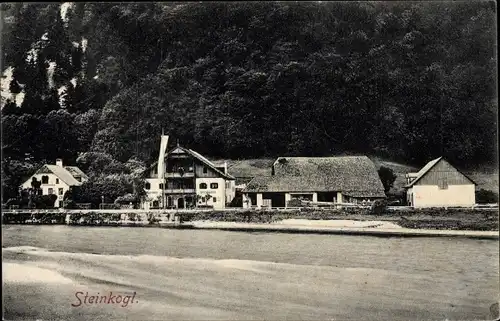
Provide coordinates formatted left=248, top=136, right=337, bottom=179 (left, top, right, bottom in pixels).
left=143, top=136, right=236, bottom=210
left=405, top=157, right=476, bottom=208
left=242, top=156, right=386, bottom=208
left=20, top=159, right=89, bottom=208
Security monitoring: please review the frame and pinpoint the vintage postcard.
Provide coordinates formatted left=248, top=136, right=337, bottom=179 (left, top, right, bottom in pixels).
left=1, top=2, right=498, bottom=320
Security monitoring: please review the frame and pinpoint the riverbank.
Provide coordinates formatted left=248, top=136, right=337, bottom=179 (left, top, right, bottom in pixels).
left=2, top=208, right=498, bottom=233
left=189, top=220, right=499, bottom=239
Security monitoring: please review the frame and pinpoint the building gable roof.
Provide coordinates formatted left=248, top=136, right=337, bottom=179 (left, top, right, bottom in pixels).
left=405, top=157, right=476, bottom=187
left=64, top=166, right=89, bottom=180
left=149, top=146, right=235, bottom=180
left=31, top=164, right=85, bottom=186
left=243, top=156, right=386, bottom=198
left=187, top=148, right=235, bottom=180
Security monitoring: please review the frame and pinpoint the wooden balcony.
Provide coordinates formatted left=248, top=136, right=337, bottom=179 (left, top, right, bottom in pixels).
left=165, top=172, right=195, bottom=178
left=163, top=188, right=195, bottom=194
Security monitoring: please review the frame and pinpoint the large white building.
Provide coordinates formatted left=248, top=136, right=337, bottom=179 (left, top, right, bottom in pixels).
left=143, top=135, right=236, bottom=209
left=405, top=157, right=476, bottom=208
left=20, top=159, right=88, bottom=208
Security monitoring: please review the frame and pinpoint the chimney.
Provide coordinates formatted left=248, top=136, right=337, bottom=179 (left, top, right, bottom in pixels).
left=157, top=135, right=169, bottom=179
left=56, top=158, right=63, bottom=167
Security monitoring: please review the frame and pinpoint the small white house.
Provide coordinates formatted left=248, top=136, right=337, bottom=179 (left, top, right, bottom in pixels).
left=405, top=157, right=476, bottom=208
left=20, top=159, right=88, bottom=208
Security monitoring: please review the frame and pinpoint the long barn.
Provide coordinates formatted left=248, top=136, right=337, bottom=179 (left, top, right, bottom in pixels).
left=242, top=156, right=386, bottom=208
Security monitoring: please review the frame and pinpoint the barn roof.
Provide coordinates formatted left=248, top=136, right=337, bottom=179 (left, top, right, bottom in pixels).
left=405, top=157, right=477, bottom=187
left=243, top=156, right=386, bottom=197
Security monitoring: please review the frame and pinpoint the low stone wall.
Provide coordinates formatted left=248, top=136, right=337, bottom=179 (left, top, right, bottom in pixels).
left=2, top=208, right=498, bottom=230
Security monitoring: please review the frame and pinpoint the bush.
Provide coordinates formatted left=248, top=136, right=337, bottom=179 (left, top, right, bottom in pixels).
left=287, top=199, right=303, bottom=207
left=370, top=199, right=388, bottom=215
left=63, top=200, right=77, bottom=209
left=5, top=198, right=19, bottom=207
left=476, top=189, right=498, bottom=204
left=30, top=194, right=58, bottom=209
left=115, top=193, right=137, bottom=205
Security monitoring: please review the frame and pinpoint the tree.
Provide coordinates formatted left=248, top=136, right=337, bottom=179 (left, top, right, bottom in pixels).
left=2, top=100, right=19, bottom=116
left=476, top=189, right=498, bottom=204
left=1, top=1, right=497, bottom=176
left=378, top=166, right=397, bottom=194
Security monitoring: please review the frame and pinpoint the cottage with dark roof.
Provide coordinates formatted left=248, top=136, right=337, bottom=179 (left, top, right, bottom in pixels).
left=405, top=157, right=476, bottom=208
left=242, top=156, right=386, bottom=208
left=20, top=159, right=89, bottom=208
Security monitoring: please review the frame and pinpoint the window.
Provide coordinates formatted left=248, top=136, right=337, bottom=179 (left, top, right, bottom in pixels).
left=145, top=182, right=151, bottom=190
left=438, top=177, right=448, bottom=190
left=58, top=188, right=64, bottom=195
left=201, top=197, right=205, bottom=202
left=203, top=167, right=208, bottom=174
left=210, top=183, right=218, bottom=189
left=48, top=188, right=54, bottom=195
left=76, top=177, right=82, bottom=182
left=159, top=183, right=164, bottom=189
left=199, top=183, right=207, bottom=189
left=41, top=175, right=49, bottom=184
left=212, top=197, right=217, bottom=203
left=56, top=178, right=59, bottom=184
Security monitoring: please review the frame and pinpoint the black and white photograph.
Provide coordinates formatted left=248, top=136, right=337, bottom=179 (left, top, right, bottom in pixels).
left=1, top=1, right=498, bottom=320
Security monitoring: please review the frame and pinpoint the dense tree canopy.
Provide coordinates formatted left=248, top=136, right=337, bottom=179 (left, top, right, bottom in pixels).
left=1, top=2, right=497, bottom=201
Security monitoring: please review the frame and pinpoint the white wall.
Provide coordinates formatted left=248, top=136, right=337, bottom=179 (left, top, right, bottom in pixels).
left=225, top=180, right=236, bottom=205
left=21, top=173, right=70, bottom=208
left=144, top=177, right=232, bottom=209
left=256, top=193, right=263, bottom=208
left=196, top=177, right=226, bottom=209
left=412, top=184, right=475, bottom=207
left=144, top=178, right=163, bottom=207
left=242, top=193, right=251, bottom=208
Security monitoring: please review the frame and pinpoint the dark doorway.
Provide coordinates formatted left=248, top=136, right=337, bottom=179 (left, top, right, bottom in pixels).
left=177, top=198, right=185, bottom=209
left=262, top=193, right=286, bottom=208
left=318, top=192, right=337, bottom=203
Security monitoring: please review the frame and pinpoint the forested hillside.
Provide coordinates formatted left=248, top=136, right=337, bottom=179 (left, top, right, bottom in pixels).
left=1, top=2, right=497, bottom=200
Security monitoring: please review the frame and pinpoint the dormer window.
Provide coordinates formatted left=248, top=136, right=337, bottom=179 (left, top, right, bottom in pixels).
left=76, top=176, right=82, bottom=182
